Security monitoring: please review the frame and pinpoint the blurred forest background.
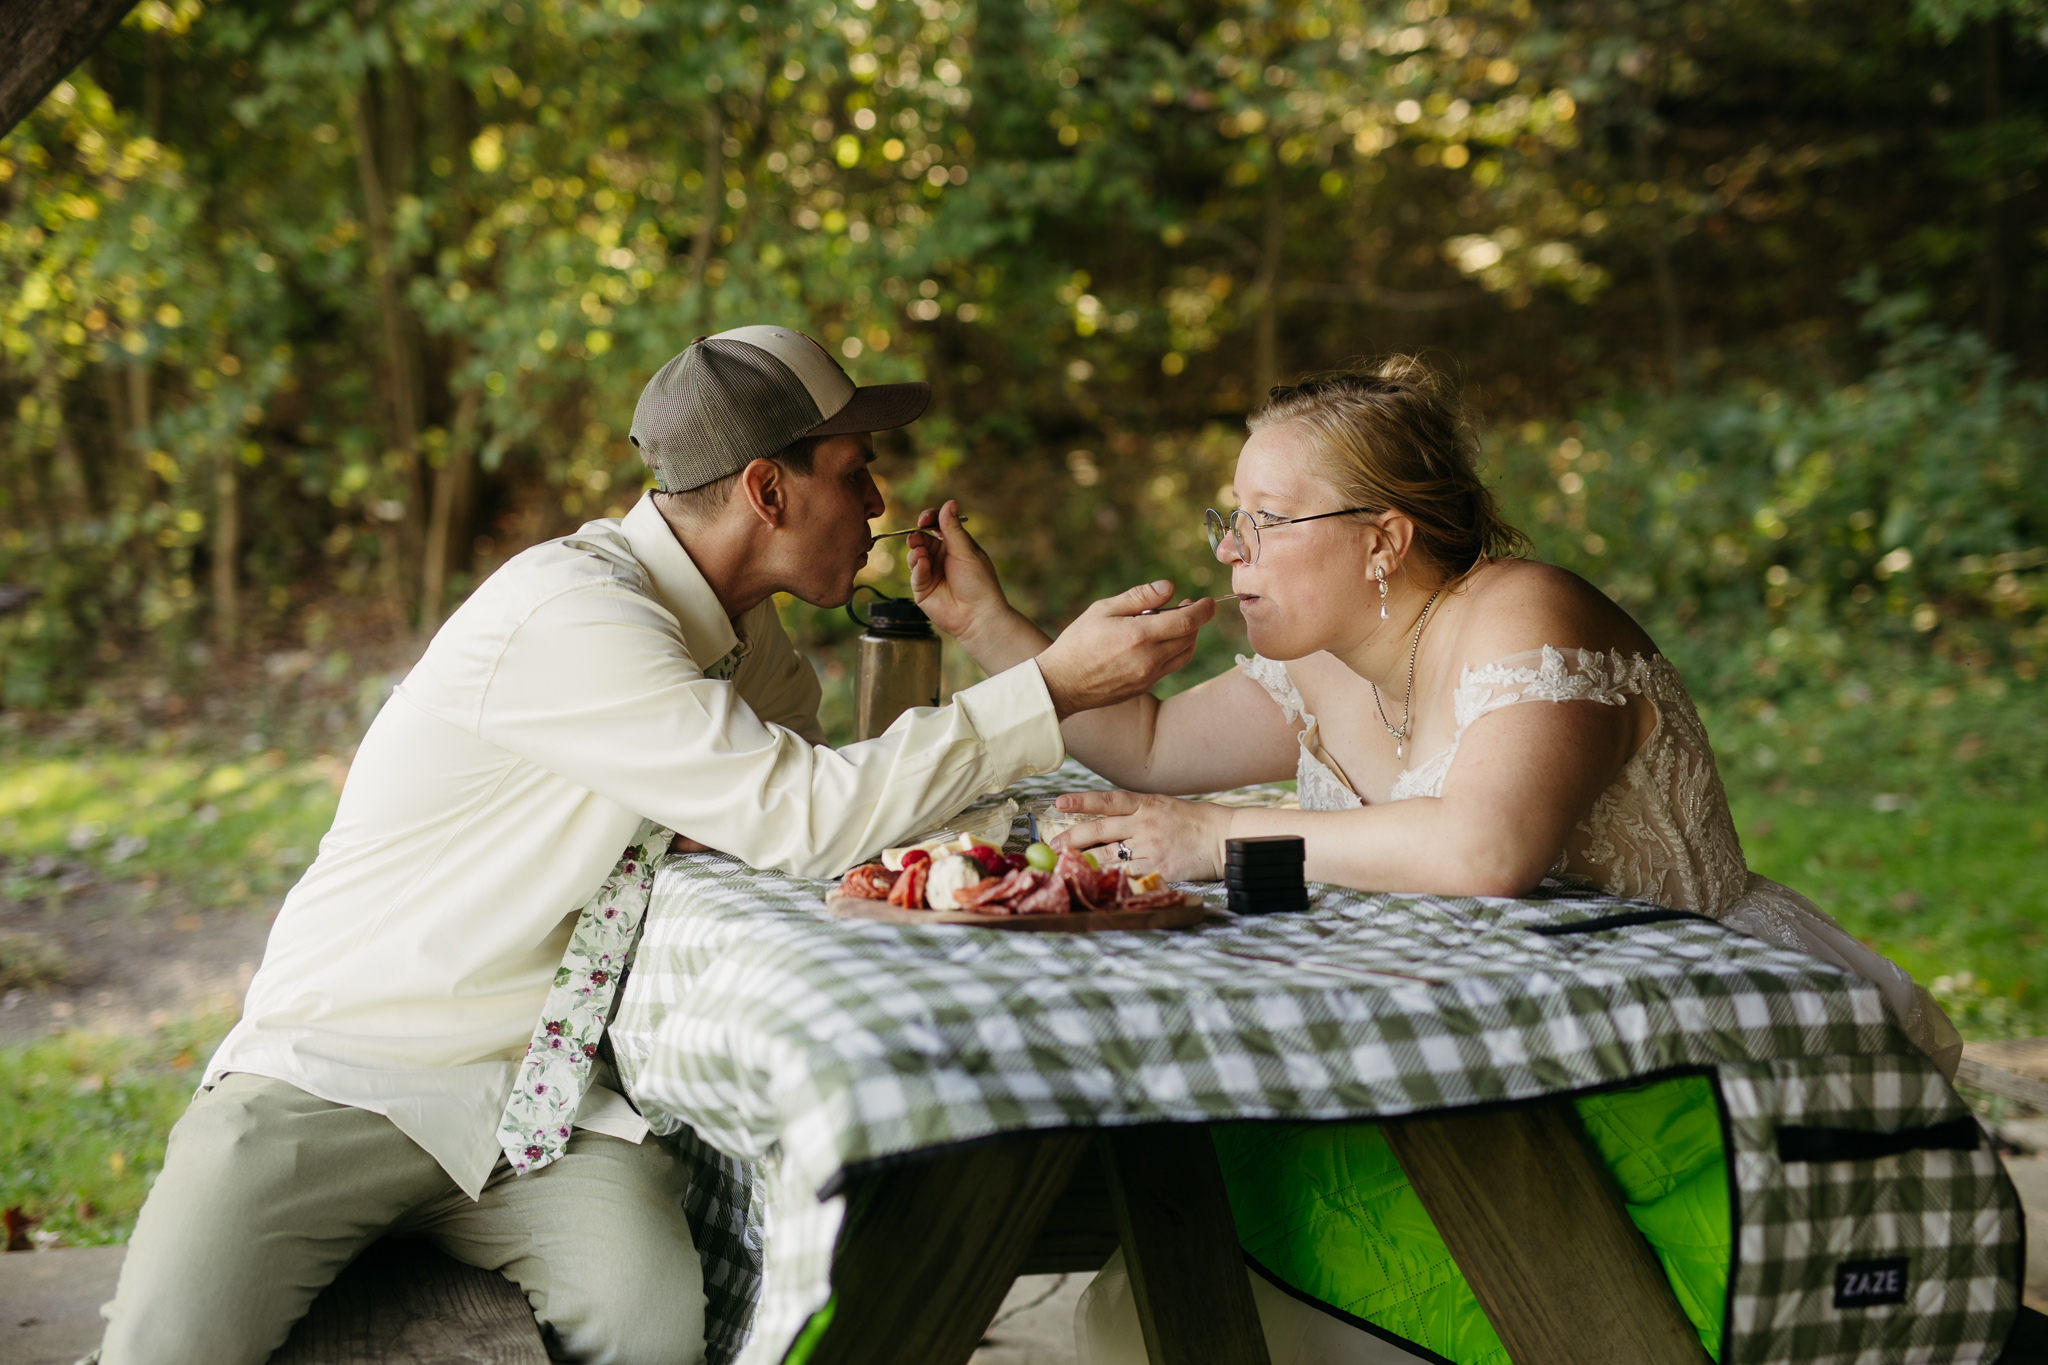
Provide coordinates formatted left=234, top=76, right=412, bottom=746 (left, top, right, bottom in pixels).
left=2, top=0, right=2046, bottom=1245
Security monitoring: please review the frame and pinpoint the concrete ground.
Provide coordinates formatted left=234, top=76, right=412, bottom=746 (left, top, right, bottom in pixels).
left=0, top=1251, right=1090, bottom=1365
left=972, top=1274, right=1089, bottom=1365
left=2005, top=1117, right=2048, bottom=1314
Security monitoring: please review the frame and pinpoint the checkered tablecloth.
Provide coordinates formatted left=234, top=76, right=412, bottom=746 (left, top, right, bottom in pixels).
left=608, top=765, right=2017, bottom=1365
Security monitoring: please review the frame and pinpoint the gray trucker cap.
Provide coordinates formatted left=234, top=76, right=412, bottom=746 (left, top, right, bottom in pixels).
left=629, top=325, right=930, bottom=493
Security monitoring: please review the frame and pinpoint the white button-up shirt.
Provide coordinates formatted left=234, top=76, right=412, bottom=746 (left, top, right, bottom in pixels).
left=205, top=494, right=1063, bottom=1195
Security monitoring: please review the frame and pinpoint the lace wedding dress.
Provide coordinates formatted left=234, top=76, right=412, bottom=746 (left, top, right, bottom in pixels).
left=1076, top=647, right=1964, bottom=1365
left=1238, top=645, right=1960, bottom=1074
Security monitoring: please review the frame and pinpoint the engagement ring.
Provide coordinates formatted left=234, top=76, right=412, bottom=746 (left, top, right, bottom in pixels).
left=1116, top=841, right=1132, bottom=862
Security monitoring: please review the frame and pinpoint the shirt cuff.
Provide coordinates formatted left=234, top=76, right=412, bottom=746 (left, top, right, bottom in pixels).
left=954, top=657, right=1065, bottom=785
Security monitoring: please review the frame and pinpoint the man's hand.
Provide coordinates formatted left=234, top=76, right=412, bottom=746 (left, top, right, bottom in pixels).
left=1035, top=582, right=1216, bottom=719
left=906, top=500, right=1019, bottom=650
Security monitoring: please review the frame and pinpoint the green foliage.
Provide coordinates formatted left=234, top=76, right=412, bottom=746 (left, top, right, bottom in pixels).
left=1493, top=300, right=2048, bottom=711
left=2, top=0, right=2040, bottom=705
left=0, top=1010, right=233, bottom=1245
left=0, top=736, right=341, bottom=906
left=1733, top=791, right=2048, bottom=1038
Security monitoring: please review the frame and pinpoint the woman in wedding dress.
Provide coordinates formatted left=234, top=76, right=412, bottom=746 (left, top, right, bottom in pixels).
left=1027, top=357, right=1962, bottom=1365
left=1039, top=355, right=1957, bottom=1075
left=906, top=355, right=1960, bottom=1365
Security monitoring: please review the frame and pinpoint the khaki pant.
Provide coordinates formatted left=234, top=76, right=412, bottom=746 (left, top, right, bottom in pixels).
left=98, top=1074, right=704, bottom=1365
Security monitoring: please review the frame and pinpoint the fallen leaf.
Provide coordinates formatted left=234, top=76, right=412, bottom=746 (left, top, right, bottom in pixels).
left=3, top=1206, right=40, bottom=1252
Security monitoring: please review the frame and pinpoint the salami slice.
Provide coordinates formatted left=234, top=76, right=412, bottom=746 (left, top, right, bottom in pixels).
left=1013, top=872, right=1073, bottom=915
left=1116, top=888, right=1188, bottom=912
left=838, top=864, right=897, bottom=901
left=1058, top=851, right=1126, bottom=911
left=887, top=859, right=929, bottom=909
left=955, top=873, right=1020, bottom=911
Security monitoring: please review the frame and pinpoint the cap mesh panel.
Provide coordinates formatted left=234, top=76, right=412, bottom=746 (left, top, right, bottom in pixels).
left=630, top=338, right=823, bottom=492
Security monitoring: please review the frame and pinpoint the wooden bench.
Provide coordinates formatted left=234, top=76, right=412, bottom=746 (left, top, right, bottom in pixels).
left=0, top=1238, right=545, bottom=1364
left=269, top=1238, right=546, bottom=1364
left=1960, top=1036, right=2048, bottom=1113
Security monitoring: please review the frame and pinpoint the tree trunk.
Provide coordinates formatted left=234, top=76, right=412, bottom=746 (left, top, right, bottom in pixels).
left=0, top=0, right=142, bottom=141
left=144, top=29, right=163, bottom=136
left=419, top=60, right=481, bottom=633
left=1980, top=19, right=2006, bottom=349
left=349, top=68, right=425, bottom=625
left=212, top=446, right=239, bottom=652
left=1631, top=73, right=1685, bottom=391
left=687, top=100, right=725, bottom=330
left=1252, top=132, right=1285, bottom=404
left=421, top=382, right=480, bottom=631
left=125, top=360, right=154, bottom=501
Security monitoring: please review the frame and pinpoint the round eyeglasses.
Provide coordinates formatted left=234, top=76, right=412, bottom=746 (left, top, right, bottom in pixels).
left=1204, top=506, right=1380, bottom=565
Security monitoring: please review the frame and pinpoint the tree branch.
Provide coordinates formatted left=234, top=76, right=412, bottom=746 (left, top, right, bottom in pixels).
left=0, top=0, right=140, bottom=139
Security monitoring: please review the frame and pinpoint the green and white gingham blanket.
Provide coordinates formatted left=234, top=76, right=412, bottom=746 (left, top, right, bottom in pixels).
left=607, top=766, right=2022, bottom=1365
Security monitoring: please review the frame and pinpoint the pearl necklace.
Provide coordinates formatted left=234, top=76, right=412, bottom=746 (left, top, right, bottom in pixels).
left=1372, top=587, right=1444, bottom=761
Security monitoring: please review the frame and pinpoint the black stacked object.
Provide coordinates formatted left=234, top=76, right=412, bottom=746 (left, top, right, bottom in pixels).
left=1224, top=835, right=1308, bottom=915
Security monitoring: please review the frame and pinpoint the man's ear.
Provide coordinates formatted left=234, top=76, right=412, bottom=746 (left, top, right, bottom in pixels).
left=738, top=457, right=786, bottom=528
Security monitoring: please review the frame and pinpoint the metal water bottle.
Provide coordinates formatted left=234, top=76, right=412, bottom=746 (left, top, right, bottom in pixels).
left=849, top=589, right=941, bottom=741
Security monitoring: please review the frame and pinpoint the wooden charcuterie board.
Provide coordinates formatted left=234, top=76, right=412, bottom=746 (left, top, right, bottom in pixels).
left=820, top=892, right=1208, bottom=933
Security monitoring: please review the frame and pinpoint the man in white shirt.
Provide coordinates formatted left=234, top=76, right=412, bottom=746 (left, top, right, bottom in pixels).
left=97, top=326, right=1215, bottom=1364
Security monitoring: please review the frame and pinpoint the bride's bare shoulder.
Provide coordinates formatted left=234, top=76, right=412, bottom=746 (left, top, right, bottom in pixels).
left=1445, top=558, right=1658, bottom=663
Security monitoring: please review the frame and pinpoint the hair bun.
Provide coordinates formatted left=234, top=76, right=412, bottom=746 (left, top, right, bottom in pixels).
left=1249, top=354, right=1528, bottom=581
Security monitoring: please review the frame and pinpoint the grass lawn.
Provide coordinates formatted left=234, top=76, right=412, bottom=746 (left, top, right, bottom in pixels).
left=0, top=1011, right=233, bottom=1247
left=1, top=744, right=342, bottom=911
left=1731, top=792, right=2048, bottom=1039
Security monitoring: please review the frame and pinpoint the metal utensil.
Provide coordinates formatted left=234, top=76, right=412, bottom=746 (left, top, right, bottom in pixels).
left=871, top=517, right=971, bottom=539
left=1139, top=594, right=1240, bottom=616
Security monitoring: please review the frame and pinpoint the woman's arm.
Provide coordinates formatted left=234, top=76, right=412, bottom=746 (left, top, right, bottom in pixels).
left=1057, top=665, right=1300, bottom=794
left=1056, top=691, right=1636, bottom=893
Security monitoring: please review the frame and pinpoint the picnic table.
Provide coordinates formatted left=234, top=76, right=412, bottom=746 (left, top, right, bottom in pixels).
left=607, top=765, right=2023, bottom=1365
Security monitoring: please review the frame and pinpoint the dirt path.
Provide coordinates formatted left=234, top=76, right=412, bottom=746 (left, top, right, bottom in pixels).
left=0, top=878, right=273, bottom=1047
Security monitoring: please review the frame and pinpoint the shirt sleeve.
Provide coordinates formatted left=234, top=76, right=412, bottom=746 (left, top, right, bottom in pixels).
left=474, top=580, right=1062, bottom=878
left=736, top=598, right=827, bottom=748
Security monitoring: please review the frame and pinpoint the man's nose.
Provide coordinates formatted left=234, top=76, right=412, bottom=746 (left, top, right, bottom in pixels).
left=860, top=472, right=885, bottom=519
left=1214, top=534, right=1242, bottom=566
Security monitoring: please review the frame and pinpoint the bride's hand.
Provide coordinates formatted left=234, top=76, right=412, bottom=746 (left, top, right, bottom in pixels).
left=1050, top=790, right=1233, bottom=882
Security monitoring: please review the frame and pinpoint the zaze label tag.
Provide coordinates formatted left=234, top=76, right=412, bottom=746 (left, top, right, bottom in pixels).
left=1833, top=1257, right=1910, bottom=1309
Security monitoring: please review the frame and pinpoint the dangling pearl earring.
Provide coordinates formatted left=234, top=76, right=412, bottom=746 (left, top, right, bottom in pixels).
left=1376, top=566, right=1388, bottom=621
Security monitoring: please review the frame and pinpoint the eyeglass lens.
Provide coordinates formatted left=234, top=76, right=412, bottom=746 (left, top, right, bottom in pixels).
left=1204, top=509, right=1258, bottom=564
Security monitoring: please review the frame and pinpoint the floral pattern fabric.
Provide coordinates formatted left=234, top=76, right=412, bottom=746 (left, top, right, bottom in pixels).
left=494, top=647, right=739, bottom=1175
left=495, top=819, right=671, bottom=1173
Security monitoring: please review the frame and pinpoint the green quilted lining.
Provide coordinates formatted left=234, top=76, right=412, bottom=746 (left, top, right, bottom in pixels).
left=1213, top=1075, right=1729, bottom=1364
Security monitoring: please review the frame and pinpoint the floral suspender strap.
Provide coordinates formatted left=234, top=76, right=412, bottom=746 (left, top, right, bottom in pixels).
left=495, top=647, right=740, bottom=1174
left=495, top=819, right=669, bottom=1173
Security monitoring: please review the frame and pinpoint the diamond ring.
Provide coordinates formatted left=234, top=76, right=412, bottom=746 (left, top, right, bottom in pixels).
left=1116, top=841, right=1132, bottom=862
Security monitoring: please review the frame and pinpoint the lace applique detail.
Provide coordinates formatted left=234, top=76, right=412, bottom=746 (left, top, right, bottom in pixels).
left=1237, top=655, right=1363, bottom=812
left=1387, top=646, right=1749, bottom=918
left=1236, top=654, right=1303, bottom=725
left=1246, top=644, right=1956, bottom=1072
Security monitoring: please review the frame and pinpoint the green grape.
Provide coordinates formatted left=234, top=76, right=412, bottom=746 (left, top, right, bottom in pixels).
left=1024, top=842, right=1057, bottom=871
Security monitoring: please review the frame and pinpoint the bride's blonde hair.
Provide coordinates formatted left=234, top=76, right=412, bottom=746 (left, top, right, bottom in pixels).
left=1249, top=354, right=1529, bottom=585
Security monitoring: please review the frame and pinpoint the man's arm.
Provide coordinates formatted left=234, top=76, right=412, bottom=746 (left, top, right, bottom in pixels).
left=473, top=581, right=1060, bottom=878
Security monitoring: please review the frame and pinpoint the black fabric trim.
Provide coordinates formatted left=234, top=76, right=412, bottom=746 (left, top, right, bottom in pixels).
left=1242, top=1252, right=1459, bottom=1365
left=1775, top=1116, right=1980, bottom=1163
left=1524, top=907, right=1718, bottom=936
left=1710, top=1070, right=1741, bottom=1364
left=2010, top=1183, right=2034, bottom=1361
